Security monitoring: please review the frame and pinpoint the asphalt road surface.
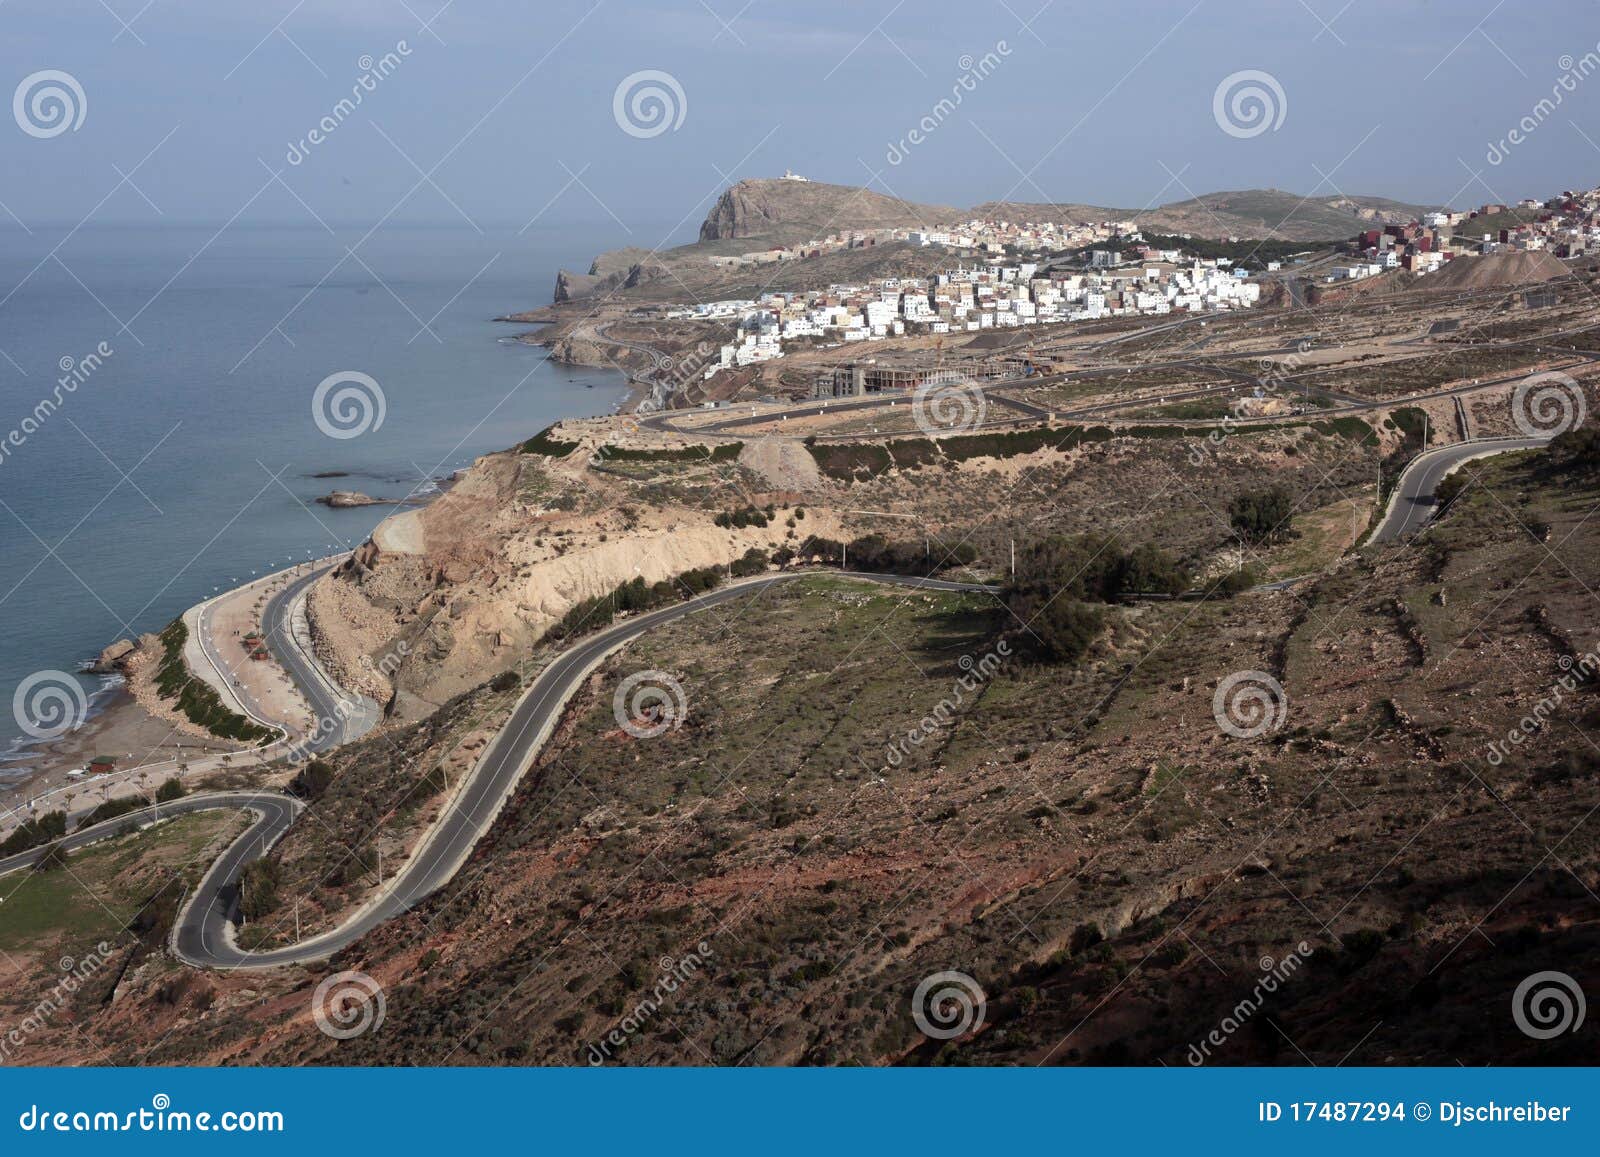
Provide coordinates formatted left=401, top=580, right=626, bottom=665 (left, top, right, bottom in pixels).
left=1371, top=437, right=1550, bottom=543
left=0, top=791, right=301, bottom=880
left=162, top=571, right=995, bottom=970
left=261, top=565, right=381, bottom=753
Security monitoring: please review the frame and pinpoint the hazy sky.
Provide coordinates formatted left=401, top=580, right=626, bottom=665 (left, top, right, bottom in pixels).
left=2, top=0, right=1598, bottom=244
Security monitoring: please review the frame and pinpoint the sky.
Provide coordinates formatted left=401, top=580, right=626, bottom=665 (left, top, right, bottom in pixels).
left=2, top=0, right=1599, bottom=246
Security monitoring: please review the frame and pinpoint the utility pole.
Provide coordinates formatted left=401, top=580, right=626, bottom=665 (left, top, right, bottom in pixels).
left=1010, top=538, right=1016, bottom=580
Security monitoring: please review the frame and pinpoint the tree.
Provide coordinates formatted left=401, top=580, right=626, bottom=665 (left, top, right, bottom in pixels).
left=1229, top=486, right=1295, bottom=544
left=1549, top=423, right=1600, bottom=472
left=238, top=859, right=281, bottom=921
left=1028, top=600, right=1105, bottom=664
left=288, top=759, right=335, bottom=801
left=155, top=777, right=186, bottom=803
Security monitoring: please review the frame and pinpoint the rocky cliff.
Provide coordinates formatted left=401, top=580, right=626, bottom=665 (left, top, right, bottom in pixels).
left=698, top=178, right=956, bottom=243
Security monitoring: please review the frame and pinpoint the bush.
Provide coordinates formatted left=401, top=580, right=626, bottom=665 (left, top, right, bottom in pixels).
left=288, top=759, right=336, bottom=801
left=238, top=859, right=282, bottom=922
left=729, top=547, right=770, bottom=578
left=1024, top=599, right=1105, bottom=664
left=80, top=797, right=143, bottom=828
left=152, top=619, right=274, bottom=744
left=713, top=506, right=773, bottom=529
left=541, top=562, right=730, bottom=645
left=0, top=811, right=68, bottom=857
left=1549, top=422, right=1600, bottom=472
left=155, top=778, right=186, bottom=803
left=1229, top=486, right=1295, bottom=544
left=519, top=426, right=581, bottom=457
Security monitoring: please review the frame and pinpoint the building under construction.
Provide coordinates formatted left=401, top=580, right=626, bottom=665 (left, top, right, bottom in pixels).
left=810, top=360, right=1025, bottom=399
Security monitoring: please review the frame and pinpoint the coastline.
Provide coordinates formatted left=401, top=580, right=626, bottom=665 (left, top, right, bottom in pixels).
left=2, top=355, right=633, bottom=819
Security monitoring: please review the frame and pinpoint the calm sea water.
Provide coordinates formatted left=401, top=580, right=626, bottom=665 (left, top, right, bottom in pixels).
left=0, top=222, right=629, bottom=766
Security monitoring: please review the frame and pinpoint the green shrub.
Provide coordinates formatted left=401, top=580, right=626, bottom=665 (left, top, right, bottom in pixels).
left=0, top=810, right=67, bottom=857
left=288, top=759, right=336, bottom=801
left=153, top=620, right=273, bottom=744
left=519, top=426, right=581, bottom=457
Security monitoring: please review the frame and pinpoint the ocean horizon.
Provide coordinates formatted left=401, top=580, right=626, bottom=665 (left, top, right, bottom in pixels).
left=0, top=221, right=634, bottom=768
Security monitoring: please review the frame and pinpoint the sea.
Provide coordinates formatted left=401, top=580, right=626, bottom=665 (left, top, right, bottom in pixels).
left=0, top=221, right=635, bottom=775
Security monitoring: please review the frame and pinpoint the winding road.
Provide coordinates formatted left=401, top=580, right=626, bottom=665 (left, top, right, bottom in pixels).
left=1371, top=436, right=1551, bottom=543
left=0, top=572, right=994, bottom=970
left=2, top=427, right=1544, bottom=968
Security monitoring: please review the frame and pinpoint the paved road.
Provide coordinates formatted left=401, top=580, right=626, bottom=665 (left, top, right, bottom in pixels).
left=0, top=791, right=301, bottom=879
left=1371, top=437, right=1550, bottom=543
left=159, top=571, right=995, bottom=970
left=261, top=565, right=381, bottom=753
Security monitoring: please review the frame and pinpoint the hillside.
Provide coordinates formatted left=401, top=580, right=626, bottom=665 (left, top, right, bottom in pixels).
left=697, top=180, right=1432, bottom=246
left=973, top=189, right=1432, bottom=240
left=548, top=181, right=1437, bottom=305
left=18, top=442, right=1600, bottom=1066
left=1418, top=248, right=1569, bottom=291
left=698, top=178, right=957, bottom=244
